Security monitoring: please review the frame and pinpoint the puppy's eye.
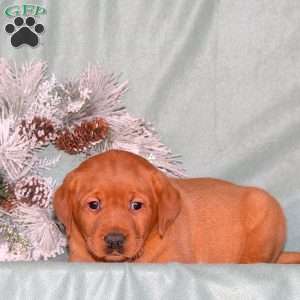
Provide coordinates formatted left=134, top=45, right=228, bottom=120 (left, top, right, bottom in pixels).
left=87, top=199, right=101, bottom=211
left=130, top=201, right=143, bottom=211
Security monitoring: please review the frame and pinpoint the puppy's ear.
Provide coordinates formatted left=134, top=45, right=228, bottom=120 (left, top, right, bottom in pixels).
left=152, top=171, right=181, bottom=238
left=53, top=175, right=75, bottom=237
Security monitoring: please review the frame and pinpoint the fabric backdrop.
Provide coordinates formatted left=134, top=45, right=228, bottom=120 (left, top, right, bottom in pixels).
left=1, top=0, right=300, bottom=299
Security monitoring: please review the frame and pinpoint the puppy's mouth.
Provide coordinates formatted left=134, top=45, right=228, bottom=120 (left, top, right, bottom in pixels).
left=88, top=250, right=134, bottom=262
left=103, top=252, right=128, bottom=262
left=86, top=238, right=144, bottom=262
left=103, top=248, right=126, bottom=262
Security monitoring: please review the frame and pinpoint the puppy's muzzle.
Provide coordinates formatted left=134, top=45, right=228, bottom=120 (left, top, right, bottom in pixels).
left=104, top=232, right=126, bottom=253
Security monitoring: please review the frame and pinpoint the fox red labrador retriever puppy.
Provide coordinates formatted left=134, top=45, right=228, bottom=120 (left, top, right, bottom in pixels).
left=54, top=150, right=300, bottom=263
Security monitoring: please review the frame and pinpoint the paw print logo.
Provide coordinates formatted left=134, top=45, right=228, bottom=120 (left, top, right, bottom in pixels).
left=5, top=16, right=44, bottom=47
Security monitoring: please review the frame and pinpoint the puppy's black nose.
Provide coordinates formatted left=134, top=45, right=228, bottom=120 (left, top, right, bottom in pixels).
left=104, top=232, right=126, bottom=250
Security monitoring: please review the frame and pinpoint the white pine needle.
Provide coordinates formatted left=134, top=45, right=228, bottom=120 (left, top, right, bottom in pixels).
left=0, top=116, right=33, bottom=181
left=11, top=204, right=67, bottom=260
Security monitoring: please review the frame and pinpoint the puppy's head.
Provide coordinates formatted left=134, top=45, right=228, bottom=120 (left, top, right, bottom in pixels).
left=54, top=150, right=181, bottom=262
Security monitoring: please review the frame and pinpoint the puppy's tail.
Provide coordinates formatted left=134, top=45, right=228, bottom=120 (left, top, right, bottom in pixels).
left=276, top=252, right=300, bottom=264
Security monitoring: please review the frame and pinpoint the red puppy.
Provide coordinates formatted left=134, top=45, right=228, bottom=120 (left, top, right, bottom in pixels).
left=54, top=150, right=300, bottom=263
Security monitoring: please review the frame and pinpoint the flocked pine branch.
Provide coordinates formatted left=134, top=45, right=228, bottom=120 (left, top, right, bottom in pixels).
left=107, top=115, right=185, bottom=177
left=0, top=59, right=19, bottom=119
left=30, top=155, right=62, bottom=176
left=11, top=204, right=66, bottom=260
left=0, top=59, right=62, bottom=127
left=56, top=66, right=128, bottom=128
left=0, top=208, right=30, bottom=254
left=0, top=60, right=47, bottom=121
left=0, top=116, right=33, bottom=181
left=27, top=74, right=63, bottom=126
left=59, top=65, right=185, bottom=176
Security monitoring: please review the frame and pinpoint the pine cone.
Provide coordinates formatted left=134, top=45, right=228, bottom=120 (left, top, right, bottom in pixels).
left=55, top=118, right=108, bottom=154
left=13, top=176, right=52, bottom=208
left=19, top=117, right=56, bottom=146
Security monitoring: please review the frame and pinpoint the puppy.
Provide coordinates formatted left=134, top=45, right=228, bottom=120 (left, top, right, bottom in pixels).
left=54, top=150, right=300, bottom=263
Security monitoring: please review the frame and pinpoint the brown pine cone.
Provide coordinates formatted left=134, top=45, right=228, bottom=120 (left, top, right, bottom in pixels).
left=13, top=176, right=52, bottom=208
left=19, top=117, right=56, bottom=146
left=54, top=118, right=108, bottom=154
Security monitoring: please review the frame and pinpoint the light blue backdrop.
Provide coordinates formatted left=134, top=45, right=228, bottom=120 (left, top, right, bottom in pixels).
left=1, top=1, right=300, bottom=298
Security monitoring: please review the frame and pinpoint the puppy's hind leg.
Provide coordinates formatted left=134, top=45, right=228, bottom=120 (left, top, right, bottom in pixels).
left=240, top=188, right=286, bottom=263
